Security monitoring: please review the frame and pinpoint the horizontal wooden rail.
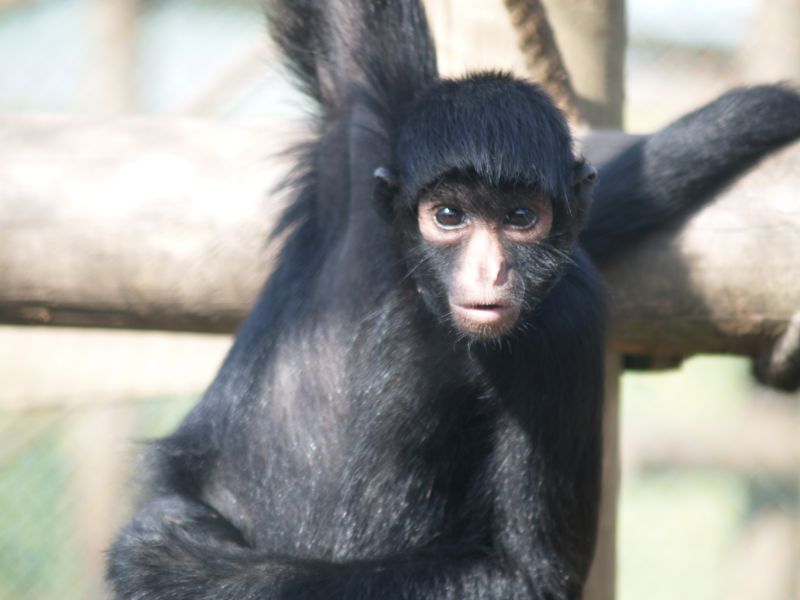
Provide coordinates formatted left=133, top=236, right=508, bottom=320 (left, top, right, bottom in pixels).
left=1, top=116, right=799, bottom=358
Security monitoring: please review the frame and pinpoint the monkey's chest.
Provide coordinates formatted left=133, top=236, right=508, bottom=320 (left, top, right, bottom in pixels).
left=231, top=384, right=497, bottom=559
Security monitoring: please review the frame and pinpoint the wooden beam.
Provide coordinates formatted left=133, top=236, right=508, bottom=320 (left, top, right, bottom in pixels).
left=584, top=352, right=621, bottom=600
left=602, top=138, right=800, bottom=357
left=87, top=0, right=139, bottom=113
left=0, top=116, right=289, bottom=333
left=1, top=116, right=799, bottom=358
left=540, top=0, right=626, bottom=128
left=0, top=0, right=36, bottom=8
left=622, top=402, right=800, bottom=478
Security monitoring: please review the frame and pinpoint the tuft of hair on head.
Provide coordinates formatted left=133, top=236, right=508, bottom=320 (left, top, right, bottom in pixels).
left=395, top=72, right=576, bottom=206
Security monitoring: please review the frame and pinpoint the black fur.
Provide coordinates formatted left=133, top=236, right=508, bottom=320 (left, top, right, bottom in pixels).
left=107, top=1, right=800, bottom=598
left=396, top=75, right=575, bottom=200
left=582, top=84, right=800, bottom=262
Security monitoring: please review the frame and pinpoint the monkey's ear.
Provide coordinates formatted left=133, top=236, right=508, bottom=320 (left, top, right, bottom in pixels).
left=374, top=166, right=399, bottom=218
left=574, top=158, right=597, bottom=187
left=573, top=158, right=597, bottom=202
left=570, top=158, right=596, bottom=232
left=374, top=166, right=399, bottom=189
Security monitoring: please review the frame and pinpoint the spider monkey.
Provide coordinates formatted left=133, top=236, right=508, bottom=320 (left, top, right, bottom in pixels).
left=108, top=1, right=800, bottom=598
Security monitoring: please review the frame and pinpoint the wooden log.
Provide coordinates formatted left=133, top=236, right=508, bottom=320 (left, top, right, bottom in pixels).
left=1, top=116, right=799, bottom=358
left=584, top=352, right=621, bottom=600
left=603, top=138, right=800, bottom=357
left=0, top=116, right=290, bottom=333
left=87, top=0, right=139, bottom=113
left=0, top=0, right=34, bottom=7
left=622, top=402, right=800, bottom=478
left=726, top=511, right=800, bottom=600
left=503, top=0, right=586, bottom=124
left=540, top=0, right=626, bottom=128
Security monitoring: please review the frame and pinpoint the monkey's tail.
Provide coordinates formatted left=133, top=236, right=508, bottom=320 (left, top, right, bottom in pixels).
left=581, top=84, right=800, bottom=263
left=265, top=0, right=438, bottom=116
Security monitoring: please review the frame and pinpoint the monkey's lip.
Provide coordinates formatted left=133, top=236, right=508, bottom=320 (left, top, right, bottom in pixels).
left=450, top=302, right=516, bottom=325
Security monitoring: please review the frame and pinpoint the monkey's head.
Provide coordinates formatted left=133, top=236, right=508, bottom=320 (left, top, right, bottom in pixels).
left=376, top=73, right=596, bottom=341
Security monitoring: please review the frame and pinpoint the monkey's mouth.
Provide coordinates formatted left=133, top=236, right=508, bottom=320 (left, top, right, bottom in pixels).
left=450, top=302, right=518, bottom=327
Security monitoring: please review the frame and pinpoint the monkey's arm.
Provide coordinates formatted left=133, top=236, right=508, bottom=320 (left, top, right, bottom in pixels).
left=109, top=493, right=550, bottom=600
left=581, top=84, right=800, bottom=263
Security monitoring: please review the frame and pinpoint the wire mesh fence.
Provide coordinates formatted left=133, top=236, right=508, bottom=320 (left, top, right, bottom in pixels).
left=1, top=327, right=230, bottom=599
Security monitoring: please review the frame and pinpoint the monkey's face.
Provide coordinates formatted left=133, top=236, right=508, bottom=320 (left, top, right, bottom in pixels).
left=410, top=177, right=566, bottom=341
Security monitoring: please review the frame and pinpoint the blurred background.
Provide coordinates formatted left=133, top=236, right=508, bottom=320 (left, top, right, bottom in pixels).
left=0, top=0, right=798, bottom=599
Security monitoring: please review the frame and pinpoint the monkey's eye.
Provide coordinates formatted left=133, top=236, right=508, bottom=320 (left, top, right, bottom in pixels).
left=503, top=207, right=538, bottom=229
left=434, top=207, right=467, bottom=229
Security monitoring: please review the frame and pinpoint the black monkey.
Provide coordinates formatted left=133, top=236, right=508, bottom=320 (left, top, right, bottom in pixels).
left=108, top=1, right=800, bottom=599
